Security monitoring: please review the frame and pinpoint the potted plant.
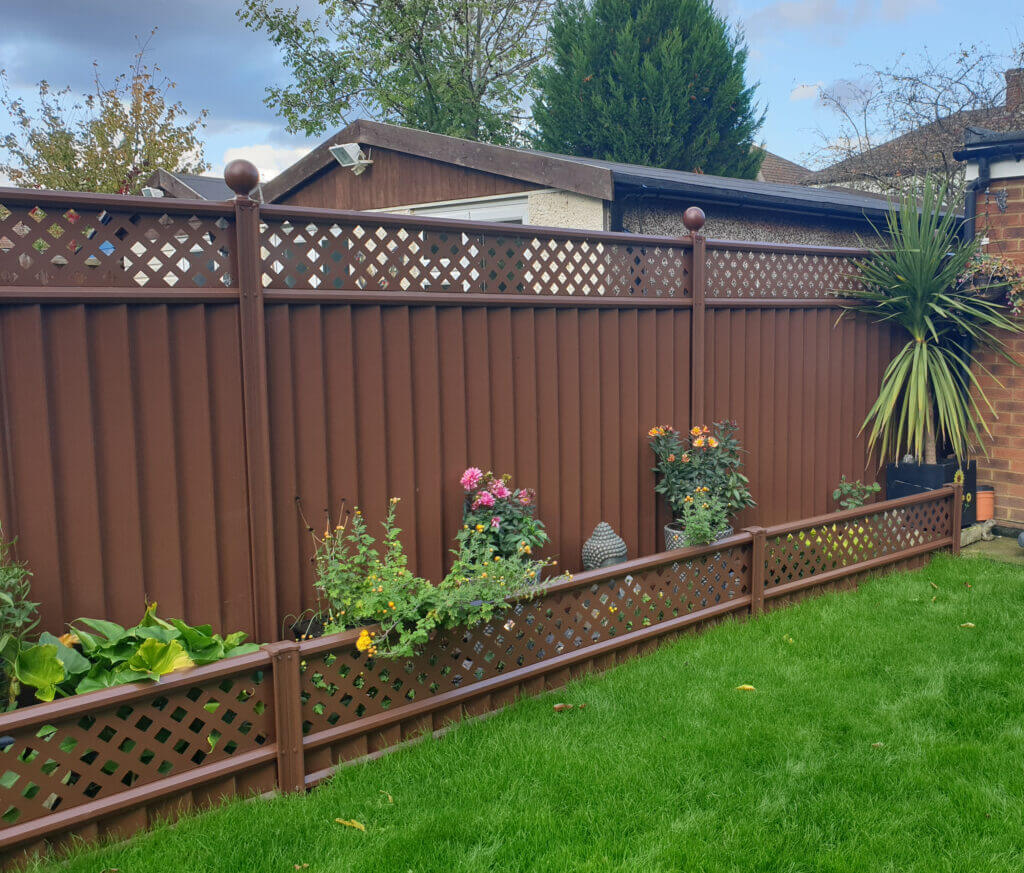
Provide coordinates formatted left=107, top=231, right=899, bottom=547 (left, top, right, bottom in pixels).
left=841, top=179, right=1024, bottom=523
left=649, top=421, right=755, bottom=550
left=958, top=252, right=1024, bottom=304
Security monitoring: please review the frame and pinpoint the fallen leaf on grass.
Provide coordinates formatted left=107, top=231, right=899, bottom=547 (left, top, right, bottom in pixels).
left=380, top=790, right=393, bottom=803
left=960, top=622, right=975, bottom=628
left=871, top=742, right=885, bottom=749
left=931, top=596, right=937, bottom=603
left=294, top=865, right=309, bottom=870
left=553, top=703, right=574, bottom=711
left=782, top=634, right=794, bottom=644
left=964, top=582, right=972, bottom=589
left=736, top=684, right=756, bottom=691
left=929, top=582, right=939, bottom=590
left=336, top=819, right=366, bottom=831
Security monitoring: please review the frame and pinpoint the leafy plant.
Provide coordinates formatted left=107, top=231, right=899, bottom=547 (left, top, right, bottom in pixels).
left=677, top=489, right=729, bottom=547
left=460, top=468, right=548, bottom=559
left=0, top=525, right=38, bottom=709
left=957, top=252, right=1024, bottom=314
left=649, top=421, right=755, bottom=522
left=843, top=178, right=1024, bottom=464
left=318, top=498, right=551, bottom=659
left=0, top=604, right=259, bottom=709
left=832, top=476, right=881, bottom=510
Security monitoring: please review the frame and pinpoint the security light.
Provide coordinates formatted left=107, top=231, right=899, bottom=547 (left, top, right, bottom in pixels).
left=329, top=143, right=373, bottom=175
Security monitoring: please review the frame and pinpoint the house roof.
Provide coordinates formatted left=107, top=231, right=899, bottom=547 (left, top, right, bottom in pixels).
left=257, top=119, right=900, bottom=222
left=757, top=151, right=811, bottom=185
left=146, top=169, right=235, bottom=200
left=953, top=125, right=1024, bottom=161
left=801, top=108, right=999, bottom=186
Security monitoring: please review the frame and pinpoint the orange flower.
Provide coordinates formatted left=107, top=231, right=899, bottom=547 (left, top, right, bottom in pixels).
left=667, top=454, right=675, bottom=462
left=681, top=453, right=690, bottom=463
left=690, top=426, right=702, bottom=437
left=693, top=436, right=706, bottom=448
left=708, top=437, right=719, bottom=448
left=648, top=427, right=659, bottom=437
left=701, top=426, right=710, bottom=434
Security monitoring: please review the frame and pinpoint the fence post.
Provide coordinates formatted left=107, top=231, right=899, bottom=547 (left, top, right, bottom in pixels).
left=685, top=207, right=707, bottom=427
left=227, top=160, right=279, bottom=644
left=744, top=525, right=766, bottom=616
left=950, top=482, right=963, bottom=555
left=265, top=640, right=306, bottom=793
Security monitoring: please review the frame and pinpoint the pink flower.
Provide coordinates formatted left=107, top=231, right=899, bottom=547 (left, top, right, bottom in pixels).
left=472, top=490, right=496, bottom=509
left=490, top=482, right=511, bottom=500
left=460, top=467, right=484, bottom=492
left=491, top=516, right=501, bottom=529
left=517, top=489, right=534, bottom=506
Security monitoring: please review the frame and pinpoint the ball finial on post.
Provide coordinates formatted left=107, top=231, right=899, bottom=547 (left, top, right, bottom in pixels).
left=224, top=159, right=260, bottom=200
left=682, top=206, right=706, bottom=234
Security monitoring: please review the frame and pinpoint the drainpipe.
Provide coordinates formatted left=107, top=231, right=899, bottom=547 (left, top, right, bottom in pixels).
left=963, top=156, right=991, bottom=241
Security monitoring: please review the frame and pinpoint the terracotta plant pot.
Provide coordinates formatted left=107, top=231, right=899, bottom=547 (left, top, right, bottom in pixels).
left=976, top=486, right=994, bottom=522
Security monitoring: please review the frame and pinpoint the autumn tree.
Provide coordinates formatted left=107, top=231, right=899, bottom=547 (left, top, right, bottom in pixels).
left=807, top=43, right=1024, bottom=202
left=0, top=36, right=209, bottom=194
left=530, top=0, right=764, bottom=178
left=238, top=0, right=550, bottom=145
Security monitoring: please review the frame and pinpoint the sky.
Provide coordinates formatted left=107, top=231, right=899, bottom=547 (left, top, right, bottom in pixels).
left=1, top=0, right=1023, bottom=183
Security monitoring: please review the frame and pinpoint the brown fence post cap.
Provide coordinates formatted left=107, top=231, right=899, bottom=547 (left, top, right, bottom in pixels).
left=682, top=206, right=706, bottom=233
left=225, top=159, right=260, bottom=199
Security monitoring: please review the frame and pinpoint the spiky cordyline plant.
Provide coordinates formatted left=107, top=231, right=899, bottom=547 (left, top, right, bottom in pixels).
left=844, top=179, right=1022, bottom=466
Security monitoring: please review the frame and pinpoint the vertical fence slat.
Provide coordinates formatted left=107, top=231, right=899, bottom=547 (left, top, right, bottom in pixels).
left=951, top=482, right=963, bottom=554
left=689, top=232, right=707, bottom=426
left=745, top=526, right=766, bottom=616
left=235, top=195, right=279, bottom=643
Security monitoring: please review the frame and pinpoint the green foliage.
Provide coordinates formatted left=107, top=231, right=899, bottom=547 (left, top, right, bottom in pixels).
left=531, top=0, right=764, bottom=177
left=0, top=603, right=258, bottom=709
left=238, top=0, right=550, bottom=143
left=845, top=179, right=1024, bottom=465
left=460, top=468, right=549, bottom=559
left=832, top=476, right=881, bottom=510
left=958, top=252, right=1024, bottom=316
left=0, top=34, right=208, bottom=194
left=677, top=489, right=728, bottom=547
left=0, top=525, right=37, bottom=643
left=649, top=421, right=755, bottom=522
left=316, top=498, right=550, bottom=659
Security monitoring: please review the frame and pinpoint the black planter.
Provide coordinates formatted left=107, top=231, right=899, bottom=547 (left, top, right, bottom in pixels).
left=289, top=616, right=325, bottom=641
left=885, top=459, right=976, bottom=527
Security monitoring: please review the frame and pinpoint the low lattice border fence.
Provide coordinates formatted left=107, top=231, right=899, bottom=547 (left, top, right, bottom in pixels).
left=0, top=486, right=959, bottom=867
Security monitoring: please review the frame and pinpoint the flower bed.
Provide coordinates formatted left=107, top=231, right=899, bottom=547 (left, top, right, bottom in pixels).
left=0, top=487, right=958, bottom=868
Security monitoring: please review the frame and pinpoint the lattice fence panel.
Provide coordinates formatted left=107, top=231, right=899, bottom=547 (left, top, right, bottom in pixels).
left=764, top=496, right=952, bottom=588
left=0, top=663, right=272, bottom=828
left=0, top=202, right=235, bottom=288
left=261, top=219, right=691, bottom=297
left=298, top=543, right=749, bottom=737
left=705, top=247, right=864, bottom=298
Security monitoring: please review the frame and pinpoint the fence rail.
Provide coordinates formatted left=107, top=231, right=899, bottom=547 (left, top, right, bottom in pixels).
left=0, top=487, right=957, bottom=867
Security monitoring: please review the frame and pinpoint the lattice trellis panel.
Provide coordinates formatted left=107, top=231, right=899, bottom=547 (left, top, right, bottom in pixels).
left=0, top=665, right=272, bottom=828
left=0, top=201, right=235, bottom=288
left=298, top=544, right=749, bottom=737
left=705, top=247, right=864, bottom=298
left=260, top=220, right=691, bottom=297
left=764, top=497, right=952, bottom=588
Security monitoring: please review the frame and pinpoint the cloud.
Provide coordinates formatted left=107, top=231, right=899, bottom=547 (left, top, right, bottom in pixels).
left=221, top=144, right=311, bottom=180
left=742, top=0, right=936, bottom=46
left=789, top=82, right=822, bottom=101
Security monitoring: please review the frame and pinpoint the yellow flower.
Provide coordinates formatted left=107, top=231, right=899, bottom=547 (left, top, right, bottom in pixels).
left=356, top=629, right=373, bottom=652
left=648, top=427, right=659, bottom=437
left=690, top=426, right=702, bottom=437
left=324, top=530, right=332, bottom=539
left=684, top=495, right=694, bottom=503
left=708, top=437, right=719, bottom=448
left=388, top=601, right=395, bottom=608
left=475, top=524, right=485, bottom=532
left=693, top=437, right=706, bottom=448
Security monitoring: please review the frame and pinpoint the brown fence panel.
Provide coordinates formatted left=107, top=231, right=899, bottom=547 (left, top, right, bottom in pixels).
left=263, top=299, right=692, bottom=620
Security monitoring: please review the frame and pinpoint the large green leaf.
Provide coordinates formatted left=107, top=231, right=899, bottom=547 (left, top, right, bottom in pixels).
left=126, top=638, right=194, bottom=676
left=75, top=663, right=154, bottom=694
left=38, top=632, right=90, bottom=676
left=13, top=644, right=66, bottom=702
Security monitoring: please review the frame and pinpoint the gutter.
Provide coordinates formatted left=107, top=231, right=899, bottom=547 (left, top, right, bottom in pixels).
left=962, top=156, right=991, bottom=241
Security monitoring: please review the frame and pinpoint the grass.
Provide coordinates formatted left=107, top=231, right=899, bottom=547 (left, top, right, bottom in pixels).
left=29, top=555, right=1024, bottom=873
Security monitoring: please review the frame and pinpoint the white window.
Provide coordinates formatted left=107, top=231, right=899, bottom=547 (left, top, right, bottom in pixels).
left=407, top=194, right=530, bottom=224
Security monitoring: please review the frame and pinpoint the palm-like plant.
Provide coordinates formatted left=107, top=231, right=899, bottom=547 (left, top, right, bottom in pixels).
left=845, top=179, right=1022, bottom=465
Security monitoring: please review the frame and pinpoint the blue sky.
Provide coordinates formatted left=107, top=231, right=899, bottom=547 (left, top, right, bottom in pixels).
left=0, top=0, right=1022, bottom=181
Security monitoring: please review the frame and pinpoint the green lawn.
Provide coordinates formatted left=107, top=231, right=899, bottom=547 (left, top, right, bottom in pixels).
left=31, top=555, right=1024, bottom=873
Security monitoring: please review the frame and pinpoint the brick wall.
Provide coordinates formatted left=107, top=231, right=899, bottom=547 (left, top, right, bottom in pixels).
left=973, top=179, right=1024, bottom=526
